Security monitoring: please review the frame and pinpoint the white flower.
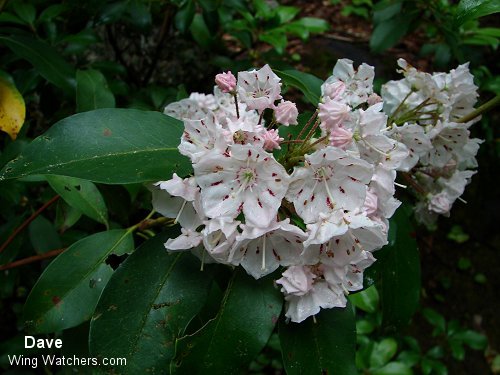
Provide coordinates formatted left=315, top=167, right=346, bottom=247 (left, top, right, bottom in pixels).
left=165, top=228, right=203, bottom=250
left=149, top=182, right=203, bottom=229
left=189, top=93, right=217, bottom=111
left=194, top=144, right=289, bottom=227
left=202, top=216, right=240, bottom=262
left=389, top=123, right=433, bottom=171
left=286, top=146, right=373, bottom=223
left=303, top=212, right=386, bottom=266
left=230, top=219, right=306, bottom=279
left=421, top=122, right=469, bottom=168
left=237, top=64, right=282, bottom=111
left=279, top=265, right=346, bottom=323
left=322, top=59, right=374, bottom=107
left=178, top=112, right=226, bottom=163
left=156, top=173, right=198, bottom=201
left=164, top=98, right=207, bottom=121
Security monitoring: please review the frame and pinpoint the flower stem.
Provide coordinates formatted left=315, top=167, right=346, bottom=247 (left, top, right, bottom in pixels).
left=233, top=92, right=240, bottom=119
left=456, top=94, right=500, bottom=123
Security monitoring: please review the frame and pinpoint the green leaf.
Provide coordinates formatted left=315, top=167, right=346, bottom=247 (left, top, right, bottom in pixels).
left=46, top=175, right=108, bottom=227
left=90, top=231, right=214, bottom=374
left=275, top=69, right=323, bottom=105
left=29, top=215, right=62, bottom=254
left=454, top=330, right=488, bottom=350
left=373, top=1, right=403, bottom=24
left=0, top=109, right=191, bottom=184
left=368, top=207, right=420, bottom=329
left=175, top=0, right=195, bottom=33
left=55, top=200, right=82, bottom=232
left=449, top=339, right=465, bottom=360
left=370, top=338, right=398, bottom=368
left=372, top=362, right=413, bottom=375
left=370, top=16, right=410, bottom=52
left=23, top=229, right=134, bottom=334
left=349, top=285, right=379, bottom=313
left=422, top=308, right=446, bottom=333
left=292, top=17, right=329, bottom=33
left=172, top=268, right=282, bottom=374
left=279, top=304, right=357, bottom=375
left=276, top=6, right=300, bottom=23
left=190, top=13, right=214, bottom=49
left=455, top=0, right=500, bottom=27
left=259, top=30, right=287, bottom=54
left=12, top=1, right=36, bottom=25
left=76, top=69, right=116, bottom=112
left=0, top=35, right=76, bottom=94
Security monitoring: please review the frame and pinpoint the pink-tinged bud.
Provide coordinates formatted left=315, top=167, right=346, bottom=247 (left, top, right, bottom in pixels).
left=276, top=266, right=316, bottom=296
left=262, top=129, right=283, bottom=151
left=329, top=126, right=353, bottom=149
left=323, top=81, right=346, bottom=100
left=367, top=93, right=382, bottom=106
left=318, top=99, right=350, bottom=130
left=363, top=188, right=378, bottom=216
left=215, top=71, right=237, bottom=93
left=428, top=192, right=451, bottom=214
left=274, top=100, right=298, bottom=126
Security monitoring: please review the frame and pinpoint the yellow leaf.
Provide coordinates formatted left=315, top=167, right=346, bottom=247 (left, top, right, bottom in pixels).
left=0, top=76, right=26, bottom=140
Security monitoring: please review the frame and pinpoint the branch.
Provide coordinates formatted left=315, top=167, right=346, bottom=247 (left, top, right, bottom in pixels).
left=142, top=6, right=173, bottom=85
left=0, top=195, right=60, bottom=255
left=0, top=248, right=65, bottom=271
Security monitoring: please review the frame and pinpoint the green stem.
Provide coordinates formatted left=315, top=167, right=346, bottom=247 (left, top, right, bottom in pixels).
left=456, top=94, right=500, bottom=123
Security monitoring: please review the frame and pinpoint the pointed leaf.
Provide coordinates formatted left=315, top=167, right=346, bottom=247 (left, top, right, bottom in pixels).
left=0, top=76, right=25, bottom=140
left=46, top=175, right=108, bottom=227
left=0, top=35, right=76, bottom=94
left=0, top=108, right=191, bottom=184
left=368, top=207, right=420, bottom=329
left=455, top=0, right=500, bottom=26
left=89, top=231, right=214, bottom=374
left=279, top=303, right=357, bottom=375
left=172, top=269, right=282, bottom=375
left=23, top=229, right=133, bottom=333
left=275, top=69, right=323, bottom=105
left=76, top=69, right=116, bottom=112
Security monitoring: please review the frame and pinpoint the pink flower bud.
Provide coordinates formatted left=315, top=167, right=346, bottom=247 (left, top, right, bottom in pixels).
left=318, top=99, right=350, bottom=130
left=428, top=192, right=452, bottom=214
left=329, top=126, right=353, bottom=149
left=262, top=129, right=283, bottom=151
left=367, top=93, right=382, bottom=106
left=276, top=266, right=316, bottom=296
left=215, top=71, right=236, bottom=93
left=274, top=100, right=298, bottom=126
left=323, top=81, right=346, bottom=100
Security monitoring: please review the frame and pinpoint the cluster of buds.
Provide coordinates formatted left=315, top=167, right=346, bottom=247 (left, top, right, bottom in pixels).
left=151, top=59, right=480, bottom=322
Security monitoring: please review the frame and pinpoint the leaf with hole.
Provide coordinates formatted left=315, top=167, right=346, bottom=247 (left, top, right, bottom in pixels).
left=23, top=229, right=134, bottom=333
left=46, top=175, right=108, bottom=227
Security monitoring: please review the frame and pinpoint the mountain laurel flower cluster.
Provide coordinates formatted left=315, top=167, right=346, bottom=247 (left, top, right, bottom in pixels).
left=152, top=60, right=481, bottom=322
left=382, top=59, right=482, bottom=227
